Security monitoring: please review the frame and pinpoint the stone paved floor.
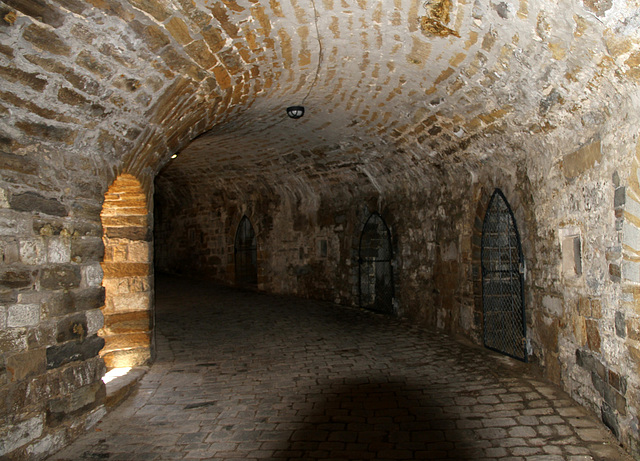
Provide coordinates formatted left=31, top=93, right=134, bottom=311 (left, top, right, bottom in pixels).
left=49, top=276, right=633, bottom=460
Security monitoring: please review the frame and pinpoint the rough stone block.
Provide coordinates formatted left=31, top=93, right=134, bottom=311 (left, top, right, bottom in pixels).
left=0, top=151, right=38, bottom=175
left=10, top=191, right=67, bottom=217
left=6, top=349, right=46, bottom=381
left=4, top=0, right=64, bottom=27
left=70, top=236, right=104, bottom=263
left=81, top=263, right=103, bottom=288
left=601, top=402, right=620, bottom=438
left=55, top=313, right=87, bottom=343
left=615, top=311, right=626, bottom=338
left=48, top=237, right=71, bottom=263
left=542, top=295, right=562, bottom=317
left=71, top=287, right=105, bottom=313
left=86, top=309, right=104, bottom=335
left=0, top=413, right=44, bottom=456
left=7, top=303, right=40, bottom=327
left=40, top=265, right=81, bottom=290
left=19, top=238, right=46, bottom=265
left=22, top=23, right=71, bottom=56
left=585, top=319, right=601, bottom=352
left=615, top=186, right=626, bottom=209
left=46, top=334, right=105, bottom=369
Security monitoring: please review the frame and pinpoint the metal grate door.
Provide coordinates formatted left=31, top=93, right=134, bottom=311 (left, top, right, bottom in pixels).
left=481, top=189, right=527, bottom=362
left=359, top=213, right=394, bottom=314
left=235, top=216, right=258, bottom=286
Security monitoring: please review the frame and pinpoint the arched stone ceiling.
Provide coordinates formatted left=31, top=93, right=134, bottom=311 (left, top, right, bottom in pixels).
left=2, top=0, right=640, bottom=196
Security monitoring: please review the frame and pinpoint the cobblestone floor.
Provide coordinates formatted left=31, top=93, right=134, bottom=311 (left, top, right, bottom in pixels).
left=49, top=276, right=633, bottom=460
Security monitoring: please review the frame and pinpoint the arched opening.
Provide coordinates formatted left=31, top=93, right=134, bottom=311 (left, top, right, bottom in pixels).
left=358, top=212, right=394, bottom=314
left=234, top=216, right=258, bottom=287
left=481, top=189, right=527, bottom=362
left=100, top=174, right=153, bottom=369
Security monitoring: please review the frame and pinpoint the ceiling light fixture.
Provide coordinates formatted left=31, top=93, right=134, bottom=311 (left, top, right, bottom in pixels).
left=286, top=106, right=305, bottom=119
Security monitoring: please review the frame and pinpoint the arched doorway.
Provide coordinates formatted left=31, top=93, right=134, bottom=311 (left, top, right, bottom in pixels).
left=481, top=189, right=527, bottom=361
left=358, top=212, right=394, bottom=314
left=100, top=174, right=153, bottom=369
left=234, top=216, right=258, bottom=287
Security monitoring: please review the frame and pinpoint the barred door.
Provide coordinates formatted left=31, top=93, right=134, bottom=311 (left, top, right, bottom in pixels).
left=481, top=189, right=527, bottom=362
left=359, top=213, right=394, bottom=314
left=235, top=216, right=257, bottom=286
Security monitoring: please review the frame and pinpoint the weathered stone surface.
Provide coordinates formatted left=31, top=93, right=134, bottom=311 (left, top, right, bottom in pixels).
left=561, top=140, right=602, bottom=179
left=46, top=334, right=105, bottom=369
left=10, top=192, right=67, bottom=217
left=0, top=414, right=44, bottom=456
left=7, top=303, right=40, bottom=328
left=0, top=151, right=38, bottom=175
left=0, top=268, right=33, bottom=289
left=55, top=313, right=88, bottom=343
left=22, top=23, right=71, bottom=56
left=6, top=349, right=46, bottom=381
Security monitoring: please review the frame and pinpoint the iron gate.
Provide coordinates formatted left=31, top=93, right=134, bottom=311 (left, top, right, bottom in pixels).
left=358, top=213, right=394, bottom=314
left=235, top=216, right=258, bottom=286
left=481, top=189, right=527, bottom=362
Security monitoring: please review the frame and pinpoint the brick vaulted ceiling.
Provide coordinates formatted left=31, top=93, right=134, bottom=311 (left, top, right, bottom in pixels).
left=2, top=0, right=640, bottom=195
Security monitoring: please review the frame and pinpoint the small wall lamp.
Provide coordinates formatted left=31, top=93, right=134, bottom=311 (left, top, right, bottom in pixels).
left=286, top=106, right=305, bottom=119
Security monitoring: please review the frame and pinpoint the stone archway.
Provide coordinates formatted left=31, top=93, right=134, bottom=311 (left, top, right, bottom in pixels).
left=100, top=174, right=153, bottom=369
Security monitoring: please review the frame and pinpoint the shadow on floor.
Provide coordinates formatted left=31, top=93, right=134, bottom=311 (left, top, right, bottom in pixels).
left=273, top=379, right=481, bottom=460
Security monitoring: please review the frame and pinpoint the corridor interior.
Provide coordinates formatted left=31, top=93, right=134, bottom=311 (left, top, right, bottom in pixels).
left=3, top=0, right=640, bottom=459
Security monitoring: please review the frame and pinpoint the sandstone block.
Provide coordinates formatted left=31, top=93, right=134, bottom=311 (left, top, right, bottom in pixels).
left=0, top=65, right=47, bottom=91
left=46, top=334, right=104, bottom=369
left=166, top=16, right=193, bottom=45
left=10, top=191, right=67, bottom=217
left=7, top=303, right=40, bottom=327
left=40, top=265, right=81, bottom=290
left=76, top=50, right=112, bottom=79
left=104, top=310, right=151, bottom=334
left=104, top=226, right=150, bottom=241
left=106, top=291, right=151, bottom=314
left=101, top=332, right=150, bottom=352
left=0, top=413, right=44, bottom=456
left=3, top=0, right=64, bottom=27
left=6, top=348, right=46, bottom=381
left=102, top=262, right=150, bottom=278
left=101, top=347, right=150, bottom=368
left=129, top=0, right=171, bottom=21
left=15, top=120, right=77, bottom=145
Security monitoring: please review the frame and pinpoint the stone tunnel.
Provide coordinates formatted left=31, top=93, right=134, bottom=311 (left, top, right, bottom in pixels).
left=2, top=0, right=640, bottom=458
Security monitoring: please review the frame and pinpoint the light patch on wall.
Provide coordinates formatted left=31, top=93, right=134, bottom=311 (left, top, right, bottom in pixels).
left=560, top=228, right=582, bottom=277
left=419, top=0, right=461, bottom=38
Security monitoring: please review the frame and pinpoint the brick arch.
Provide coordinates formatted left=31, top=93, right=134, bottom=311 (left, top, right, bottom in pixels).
left=100, top=174, right=154, bottom=369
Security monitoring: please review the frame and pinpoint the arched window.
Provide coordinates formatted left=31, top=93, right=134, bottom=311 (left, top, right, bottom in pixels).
left=358, top=213, right=394, bottom=314
left=234, top=216, right=258, bottom=286
left=481, top=189, right=527, bottom=361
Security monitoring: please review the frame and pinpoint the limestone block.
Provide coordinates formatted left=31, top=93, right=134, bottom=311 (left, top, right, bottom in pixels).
left=85, top=406, right=107, bottom=430
left=542, top=295, right=563, bottom=317
left=7, top=303, right=40, bottom=327
left=0, top=237, right=20, bottom=263
left=26, top=430, right=67, bottom=459
left=81, top=263, right=103, bottom=288
left=47, top=236, right=71, bottom=264
left=19, top=238, right=46, bottom=265
left=0, top=211, right=32, bottom=236
left=0, top=413, right=44, bottom=456
left=0, top=188, right=8, bottom=208
left=0, top=306, right=5, bottom=329
left=86, top=309, right=104, bottom=336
